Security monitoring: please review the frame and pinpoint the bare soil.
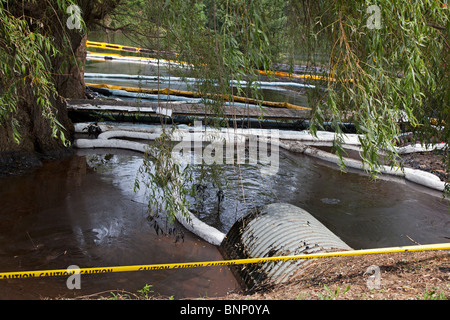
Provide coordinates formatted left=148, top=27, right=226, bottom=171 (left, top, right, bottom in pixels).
left=400, top=150, right=448, bottom=183
left=215, top=250, right=450, bottom=300
left=72, top=249, right=450, bottom=301
left=92, top=149, right=450, bottom=301
left=208, top=150, right=449, bottom=301
left=3, top=139, right=447, bottom=301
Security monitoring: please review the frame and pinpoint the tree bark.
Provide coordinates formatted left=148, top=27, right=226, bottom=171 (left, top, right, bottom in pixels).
left=0, top=1, right=122, bottom=174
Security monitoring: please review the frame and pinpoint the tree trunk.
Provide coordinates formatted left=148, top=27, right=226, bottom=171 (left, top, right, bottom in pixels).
left=0, top=1, right=120, bottom=175
left=0, top=37, right=86, bottom=171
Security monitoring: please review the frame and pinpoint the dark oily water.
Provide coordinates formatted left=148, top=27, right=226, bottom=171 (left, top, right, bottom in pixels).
left=79, top=146, right=449, bottom=250
left=187, top=149, right=450, bottom=249
left=0, top=150, right=238, bottom=299
left=0, top=147, right=448, bottom=299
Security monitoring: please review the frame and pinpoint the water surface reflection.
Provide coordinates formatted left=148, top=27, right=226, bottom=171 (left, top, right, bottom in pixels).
left=1, top=147, right=448, bottom=299
left=0, top=150, right=238, bottom=299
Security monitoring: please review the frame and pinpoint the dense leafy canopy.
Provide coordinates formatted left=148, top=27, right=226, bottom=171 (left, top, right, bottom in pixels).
left=0, top=0, right=78, bottom=145
left=0, top=1, right=448, bottom=219
left=120, top=0, right=448, bottom=220
left=291, top=0, right=449, bottom=176
left=0, top=0, right=120, bottom=146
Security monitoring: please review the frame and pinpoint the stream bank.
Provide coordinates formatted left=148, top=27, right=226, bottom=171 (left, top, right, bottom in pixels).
left=216, top=250, right=450, bottom=300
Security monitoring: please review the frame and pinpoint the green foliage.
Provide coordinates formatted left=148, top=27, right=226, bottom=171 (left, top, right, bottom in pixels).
left=318, top=284, right=350, bottom=300
left=134, top=127, right=194, bottom=225
left=0, top=0, right=83, bottom=146
left=121, top=0, right=286, bottom=107
left=119, top=0, right=450, bottom=222
left=286, top=0, right=449, bottom=179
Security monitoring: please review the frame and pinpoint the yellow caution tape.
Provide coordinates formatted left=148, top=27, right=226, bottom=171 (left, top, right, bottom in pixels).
left=85, top=83, right=311, bottom=111
left=0, top=243, right=448, bottom=279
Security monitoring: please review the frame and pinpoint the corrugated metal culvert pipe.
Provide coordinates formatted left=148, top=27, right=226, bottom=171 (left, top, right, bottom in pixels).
left=220, top=203, right=351, bottom=292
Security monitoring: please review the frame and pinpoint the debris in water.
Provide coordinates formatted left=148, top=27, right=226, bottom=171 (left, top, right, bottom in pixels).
left=320, top=198, right=340, bottom=205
